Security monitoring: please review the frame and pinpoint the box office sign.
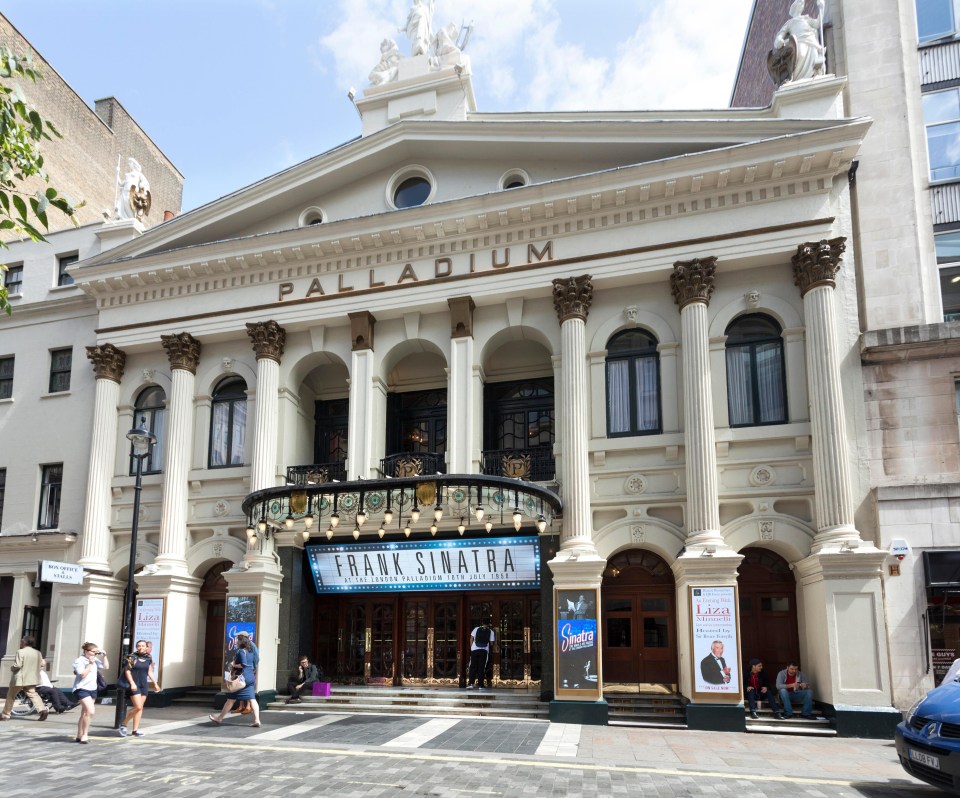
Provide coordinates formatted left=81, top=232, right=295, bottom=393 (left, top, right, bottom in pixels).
left=305, top=537, right=540, bottom=593
left=690, top=585, right=741, bottom=698
left=133, top=598, right=164, bottom=684
left=38, top=560, right=84, bottom=584
left=554, top=588, right=601, bottom=701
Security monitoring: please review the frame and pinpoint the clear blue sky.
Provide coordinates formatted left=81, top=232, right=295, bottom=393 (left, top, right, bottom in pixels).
left=5, top=0, right=753, bottom=212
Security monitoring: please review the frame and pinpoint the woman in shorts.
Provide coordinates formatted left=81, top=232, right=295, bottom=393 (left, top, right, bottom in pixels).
left=72, top=642, right=108, bottom=744
left=118, top=639, right=159, bottom=737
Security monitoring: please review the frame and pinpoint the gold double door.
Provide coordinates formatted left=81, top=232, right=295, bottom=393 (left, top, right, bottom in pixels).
left=316, top=592, right=541, bottom=686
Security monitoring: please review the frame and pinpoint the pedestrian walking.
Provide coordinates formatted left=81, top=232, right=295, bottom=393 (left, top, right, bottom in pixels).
left=208, top=634, right=260, bottom=727
left=118, top=640, right=160, bottom=737
left=230, top=631, right=258, bottom=715
left=0, top=635, right=47, bottom=721
left=72, top=642, right=108, bottom=743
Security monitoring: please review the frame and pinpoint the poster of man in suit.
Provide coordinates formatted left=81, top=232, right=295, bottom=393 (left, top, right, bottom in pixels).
left=691, top=585, right=740, bottom=696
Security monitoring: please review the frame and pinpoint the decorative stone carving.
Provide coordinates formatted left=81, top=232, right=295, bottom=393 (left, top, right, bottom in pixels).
left=115, top=157, right=151, bottom=221
left=745, top=290, right=760, bottom=307
left=670, top=257, right=717, bottom=309
left=625, top=305, right=640, bottom=323
left=760, top=520, right=775, bottom=540
left=625, top=474, right=648, bottom=495
left=792, top=237, right=846, bottom=296
left=213, top=500, right=230, bottom=517
left=448, top=296, right=475, bottom=338
left=552, top=275, right=594, bottom=323
left=630, top=524, right=646, bottom=544
left=502, top=453, right=532, bottom=479
left=750, top=465, right=777, bottom=487
left=395, top=456, right=423, bottom=477
left=85, top=344, right=126, bottom=383
left=349, top=311, right=376, bottom=351
left=222, top=358, right=234, bottom=372
left=213, top=542, right=223, bottom=558
left=142, top=368, right=155, bottom=383
left=369, top=38, right=401, bottom=85
left=246, top=320, right=287, bottom=363
left=402, top=0, right=435, bottom=56
left=161, top=332, right=201, bottom=374
left=768, top=0, right=826, bottom=87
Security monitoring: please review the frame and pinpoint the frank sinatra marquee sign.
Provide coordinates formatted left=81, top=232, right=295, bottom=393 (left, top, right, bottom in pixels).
left=305, top=537, right=540, bottom=593
left=276, top=241, right=554, bottom=301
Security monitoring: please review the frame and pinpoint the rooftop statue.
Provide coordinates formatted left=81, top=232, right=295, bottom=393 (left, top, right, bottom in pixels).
left=768, top=0, right=826, bottom=87
left=402, top=0, right=435, bottom=57
left=115, top=157, right=151, bottom=221
left=369, top=38, right=401, bottom=85
left=431, top=21, right=462, bottom=67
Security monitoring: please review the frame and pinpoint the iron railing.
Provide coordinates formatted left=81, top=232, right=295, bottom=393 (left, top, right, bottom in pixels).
left=286, top=462, right=347, bottom=485
left=481, top=447, right=555, bottom=482
left=379, top=452, right=447, bottom=478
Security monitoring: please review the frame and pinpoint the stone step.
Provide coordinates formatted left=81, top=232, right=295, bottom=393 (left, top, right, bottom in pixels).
left=745, top=713, right=837, bottom=736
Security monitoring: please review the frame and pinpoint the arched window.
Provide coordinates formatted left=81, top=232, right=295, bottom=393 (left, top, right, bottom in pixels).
left=725, top=314, right=787, bottom=427
left=209, top=377, right=247, bottom=468
left=605, top=329, right=661, bottom=436
left=130, top=386, right=166, bottom=475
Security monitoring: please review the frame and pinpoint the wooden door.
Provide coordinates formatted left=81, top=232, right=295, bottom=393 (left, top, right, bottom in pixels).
left=202, top=600, right=225, bottom=684
left=738, top=547, right=799, bottom=676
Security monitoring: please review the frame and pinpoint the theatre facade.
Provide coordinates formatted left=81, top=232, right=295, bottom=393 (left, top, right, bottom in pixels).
left=39, top=20, right=897, bottom=733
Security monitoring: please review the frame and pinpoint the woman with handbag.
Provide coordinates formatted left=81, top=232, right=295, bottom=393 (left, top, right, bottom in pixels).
left=117, top=640, right=160, bottom=737
left=208, top=634, right=260, bottom=727
left=72, top=642, right=109, bottom=744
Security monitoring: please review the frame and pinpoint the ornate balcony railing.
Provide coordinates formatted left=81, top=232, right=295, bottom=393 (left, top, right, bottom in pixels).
left=481, top=447, right=555, bottom=482
left=286, top=462, right=347, bottom=485
left=379, top=452, right=447, bottom=478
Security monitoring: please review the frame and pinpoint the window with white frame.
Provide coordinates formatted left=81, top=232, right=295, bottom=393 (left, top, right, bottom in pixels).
left=924, top=88, right=960, bottom=181
left=209, top=376, right=247, bottom=468
left=130, top=386, right=166, bottom=475
left=0, top=356, right=12, bottom=400
left=605, top=329, right=662, bottom=436
left=4, top=264, right=22, bottom=295
left=38, top=463, right=62, bottom=529
left=916, top=0, right=960, bottom=43
left=57, top=253, right=78, bottom=286
left=725, top=314, right=788, bottom=428
left=937, top=230, right=960, bottom=319
left=48, top=347, right=72, bottom=393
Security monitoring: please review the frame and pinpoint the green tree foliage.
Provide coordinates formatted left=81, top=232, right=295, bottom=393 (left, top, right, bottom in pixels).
left=0, top=47, right=81, bottom=315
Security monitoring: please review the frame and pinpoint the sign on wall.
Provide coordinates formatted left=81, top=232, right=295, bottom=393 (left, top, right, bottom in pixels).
left=132, top=598, right=164, bottom=684
left=690, top=585, right=741, bottom=698
left=224, top=595, right=259, bottom=667
left=554, top=587, right=601, bottom=701
left=38, top=560, right=84, bottom=584
left=305, top=537, right=540, bottom=593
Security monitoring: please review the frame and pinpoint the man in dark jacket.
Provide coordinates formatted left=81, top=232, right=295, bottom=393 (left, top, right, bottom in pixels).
left=745, top=658, right=782, bottom=719
left=285, top=654, right=320, bottom=703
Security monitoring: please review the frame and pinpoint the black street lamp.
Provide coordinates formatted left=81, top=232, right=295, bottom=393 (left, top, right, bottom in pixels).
left=114, top=417, right=156, bottom=729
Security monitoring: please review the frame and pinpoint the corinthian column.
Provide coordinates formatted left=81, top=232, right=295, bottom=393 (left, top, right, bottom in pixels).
left=156, top=332, right=201, bottom=572
left=793, top=238, right=859, bottom=550
left=347, top=312, right=378, bottom=479
left=247, top=321, right=286, bottom=492
left=671, top=258, right=723, bottom=549
left=79, top=344, right=126, bottom=569
left=447, top=297, right=477, bottom=474
left=552, top=275, right=595, bottom=552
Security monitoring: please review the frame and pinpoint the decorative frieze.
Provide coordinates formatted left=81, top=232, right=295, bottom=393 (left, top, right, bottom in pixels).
left=552, top=275, right=593, bottom=323
left=161, top=332, right=202, bottom=374
left=246, top=320, right=287, bottom=362
left=670, top=257, right=717, bottom=309
left=792, top=237, right=846, bottom=296
left=85, top=344, right=126, bottom=383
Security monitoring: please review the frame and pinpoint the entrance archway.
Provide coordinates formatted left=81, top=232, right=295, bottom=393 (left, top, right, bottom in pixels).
left=737, top=547, right=799, bottom=676
left=199, top=561, right=231, bottom=685
left=601, top=549, right=677, bottom=686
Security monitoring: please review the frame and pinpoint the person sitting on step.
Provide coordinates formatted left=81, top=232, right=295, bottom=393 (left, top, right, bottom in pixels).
left=285, top=654, right=320, bottom=704
left=745, top=658, right=781, bottom=719
left=776, top=661, right=817, bottom=719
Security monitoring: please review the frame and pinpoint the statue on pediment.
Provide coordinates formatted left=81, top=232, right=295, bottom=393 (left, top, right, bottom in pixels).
left=115, top=156, right=151, bottom=221
left=402, top=0, right=435, bottom=57
left=369, top=38, right=401, bottom=85
left=431, top=21, right=462, bottom=67
left=768, top=0, right=826, bottom=87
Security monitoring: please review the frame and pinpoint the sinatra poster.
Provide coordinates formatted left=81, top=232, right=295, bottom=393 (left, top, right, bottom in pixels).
left=690, top=585, right=741, bottom=697
left=133, top=598, right=164, bottom=684
left=555, top=588, right=601, bottom=700
left=224, top=595, right=259, bottom=669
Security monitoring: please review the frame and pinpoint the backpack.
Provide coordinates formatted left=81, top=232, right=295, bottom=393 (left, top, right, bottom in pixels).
left=474, top=625, right=492, bottom=648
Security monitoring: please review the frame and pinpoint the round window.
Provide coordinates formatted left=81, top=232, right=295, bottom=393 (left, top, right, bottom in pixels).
left=394, top=176, right=432, bottom=209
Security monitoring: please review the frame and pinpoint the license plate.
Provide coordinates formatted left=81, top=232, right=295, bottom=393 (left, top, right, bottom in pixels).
left=909, top=749, right=941, bottom=770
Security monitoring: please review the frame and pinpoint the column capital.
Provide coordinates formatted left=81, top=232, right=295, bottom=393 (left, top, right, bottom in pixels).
left=792, top=237, right=846, bottom=296
left=246, top=320, right=286, bottom=362
left=448, top=296, right=476, bottom=338
left=671, top=257, right=717, bottom=309
left=552, top=275, right=593, bottom=323
left=85, top=344, right=126, bottom=383
left=161, top=332, right=202, bottom=374
left=348, top=311, right=376, bottom=351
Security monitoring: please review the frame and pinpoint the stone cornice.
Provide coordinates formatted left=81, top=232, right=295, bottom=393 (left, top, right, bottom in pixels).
left=246, top=320, right=286, bottom=362
left=85, top=343, right=126, bottom=383
left=161, top=332, right=202, bottom=374
left=861, top=321, right=960, bottom=364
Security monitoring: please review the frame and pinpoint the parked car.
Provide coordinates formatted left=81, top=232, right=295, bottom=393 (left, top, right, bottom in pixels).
left=896, top=660, right=960, bottom=793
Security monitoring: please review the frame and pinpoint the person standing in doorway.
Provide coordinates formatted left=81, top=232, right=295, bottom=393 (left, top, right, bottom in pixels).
left=0, top=636, right=47, bottom=721
left=466, top=618, right=495, bottom=690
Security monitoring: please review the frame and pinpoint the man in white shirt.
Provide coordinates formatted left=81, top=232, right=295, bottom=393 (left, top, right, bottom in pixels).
left=466, top=618, right=495, bottom=689
left=37, top=659, right=76, bottom=714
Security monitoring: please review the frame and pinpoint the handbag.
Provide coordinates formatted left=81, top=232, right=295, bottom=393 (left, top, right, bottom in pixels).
left=96, top=671, right=107, bottom=692
left=224, top=674, right=246, bottom=693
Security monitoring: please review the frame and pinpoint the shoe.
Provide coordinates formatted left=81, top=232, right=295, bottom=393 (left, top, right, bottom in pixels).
left=0, top=715, right=8, bottom=721
left=782, top=713, right=793, bottom=719
left=774, top=712, right=783, bottom=720
left=77, top=739, right=88, bottom=744
left=800, top=714, right=816, bottom=720
left=230, top=706, right=243, bottom=713
left=241, top=707, right=252, bottom=715
left=749, top=711, right=759, bottom=719
left=208, top=714, right=222, bottom=725
left=466, top=684, right=474, bottom=689
left=284, top=697, right=293, bottom=704
left=132, top=730, right=144, bottom=737
left=38, top=710, right=48, bottom=722
left=293, top=698, right=302, bottom=704
left=249, top=721, right=261, bottom=727
left=118, top=725, right=128, bottom=737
